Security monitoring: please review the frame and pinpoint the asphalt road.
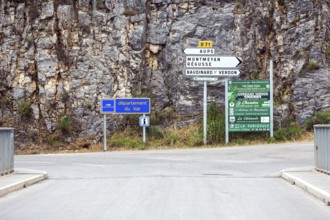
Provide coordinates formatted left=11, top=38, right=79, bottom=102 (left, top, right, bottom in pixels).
left=1, top=142, right=330, bottom=220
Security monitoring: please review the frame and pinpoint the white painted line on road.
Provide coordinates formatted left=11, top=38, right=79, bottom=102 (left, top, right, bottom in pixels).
left=15, top=161, right=55, bottom=164
left=73, top=163, right=105, bottom=167
left=143, top=157, right=188, bottom=162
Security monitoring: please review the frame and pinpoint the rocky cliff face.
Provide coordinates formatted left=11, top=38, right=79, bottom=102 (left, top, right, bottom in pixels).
left=0, top=0, right=329, bottom=146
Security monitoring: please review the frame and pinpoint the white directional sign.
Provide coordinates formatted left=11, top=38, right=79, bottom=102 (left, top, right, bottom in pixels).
left=186, top=56, right=242, bottom=68
left=193, top=77, right=218, bottom=81
left=184, top=48, right=215, bottom=55
left=186, top=69, right=241, bottom=76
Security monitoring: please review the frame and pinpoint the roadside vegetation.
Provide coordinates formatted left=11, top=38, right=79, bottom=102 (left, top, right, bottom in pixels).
left=107, top=103, right=326, bottom=151
left=18, top=100, right=32, bottom=118
left=304, top=111, right=330, bottom=130
left=15, top=103, right=329, bottom=154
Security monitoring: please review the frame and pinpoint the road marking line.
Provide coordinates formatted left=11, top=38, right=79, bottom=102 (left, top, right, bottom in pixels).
left=73, top=163, right=105, bottom=167
left=15, top=161, right=55, bottom=164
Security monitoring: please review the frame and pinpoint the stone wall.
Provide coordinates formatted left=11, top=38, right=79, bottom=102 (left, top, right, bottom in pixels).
left=0, top=0, right=329, bottom=146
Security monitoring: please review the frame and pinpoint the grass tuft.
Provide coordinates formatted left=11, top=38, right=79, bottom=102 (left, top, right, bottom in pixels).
left=18, top=101, right=32, bottom=118
left=57, top=115, right=73, bottom=134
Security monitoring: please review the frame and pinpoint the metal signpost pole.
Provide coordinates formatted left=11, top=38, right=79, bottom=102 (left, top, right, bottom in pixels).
left=225, top=79, right=229, bottom=144
left=183, top=42, right=242, bottom=145
left=270, top=60, right=274, bottom=137
left=143, top=114, right=146, bottom=144
left=103, top=114, right=107, bottom=152
left=101, top=98, right=115, bottom=152
left=204, top=80, right=207, bottom=145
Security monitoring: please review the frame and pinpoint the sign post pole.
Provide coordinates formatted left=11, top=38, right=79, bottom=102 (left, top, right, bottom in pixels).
left=143, top=114, right=146, bottom=144
left=183, top=42, right=242, bottom=145
left=204, top=80, right=207, bottom=145
left=225, top=79, right=229, bottom=144
left=270, top=60, right=274, bottom=137
left=101, top=98, right=115, bottom=152
left=103, top=114, right=107, bottom=152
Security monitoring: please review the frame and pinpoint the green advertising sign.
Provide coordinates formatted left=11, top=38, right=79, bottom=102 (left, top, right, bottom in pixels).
left=228, top=80, right=270, bottom=132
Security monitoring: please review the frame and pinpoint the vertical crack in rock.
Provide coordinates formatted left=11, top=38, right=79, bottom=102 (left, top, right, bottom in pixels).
left=33, top=54, right=43, bottom=125
left=142, top=0, right=152, bottom=89
left=0, top=1, right=10, bottom=121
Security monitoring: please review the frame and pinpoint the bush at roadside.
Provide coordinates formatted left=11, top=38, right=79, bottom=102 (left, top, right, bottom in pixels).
left=304, top=111, right=330, bottom=130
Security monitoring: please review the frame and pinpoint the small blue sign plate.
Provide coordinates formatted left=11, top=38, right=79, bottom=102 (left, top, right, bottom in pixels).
left=115, top=98, right=150, bottom=114
left=101, top=99, right=115, bottom=114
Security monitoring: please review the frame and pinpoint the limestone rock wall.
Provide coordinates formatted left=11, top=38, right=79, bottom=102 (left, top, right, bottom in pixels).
left=0, top=0, right=329, bottom=145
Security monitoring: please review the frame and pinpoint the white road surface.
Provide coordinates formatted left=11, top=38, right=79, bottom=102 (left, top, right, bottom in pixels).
left=1, top=142, right=329, bottom=220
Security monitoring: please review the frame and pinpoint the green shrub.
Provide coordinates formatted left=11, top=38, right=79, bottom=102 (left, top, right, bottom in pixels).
left=287, top=125, right=304, bottom=139
left=18, top=101, right=32, bottom=118
left=235, top=138, right=244, bottom=145
left=148, top=126, right=165, bottom=140
left=206, top=102, right=225, bottom=144
left=230, top=132, right=269, bottom=143
left=47, top=134, right=62, bottom=148
left=57, top=115, right=72, bottom=133
left=291, top=16, right=300, bottom=26
left=304, top=60, right=320, bottom=71
left=236, top=1, right=243, bottom=9
left=268, top=136, right=276, bottom=143
left=304, top=111, right=330, bottom=130
left=274, top=124, right=304, bottom=141
left=280, top=116, right=295, bottom=128
left=321, top=43, right=330, bottom=55
left=274, top=129, right=286, bottom=141
left=164, top=129, right=180, bottom=146
left=110, top=137, right=141, bottom=149
left=109, top=127, right=144, bottom=149
left=187, top=128, right=203, bottom=146
left=82, top=100, right=93, bottom=110
left=233, top=0, right=244, bottom=14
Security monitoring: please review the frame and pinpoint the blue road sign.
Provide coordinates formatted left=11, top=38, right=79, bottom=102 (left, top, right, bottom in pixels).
left=115, top=98, right=150, bottom=114
left=101, top=99, right=115, bottom=114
